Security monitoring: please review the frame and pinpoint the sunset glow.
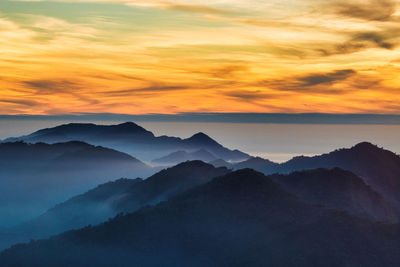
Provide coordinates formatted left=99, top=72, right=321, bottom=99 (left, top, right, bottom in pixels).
left=1, top=0, right=400, bottom=114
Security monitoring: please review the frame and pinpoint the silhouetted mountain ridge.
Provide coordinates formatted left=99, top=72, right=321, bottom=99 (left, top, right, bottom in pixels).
left=25, top=122, right=154, bottom=141
left=227, top=142, right=400, bottom=210
left=3, top=122, right=250, bottom=161
left=2, top=168, right=399, bottom=266
left=279, top=142, right=400, bottom=207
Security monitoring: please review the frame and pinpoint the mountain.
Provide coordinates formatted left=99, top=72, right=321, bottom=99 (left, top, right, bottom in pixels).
left=209, top=157, right=279, bottom=172
left=114, top=160, right=230, bottom=213
left=0, top=141, right=152, bottom=227
left=270, top=168, right=399, bottom=223
left=232, top=142, right=400, bottom=209
left=278, top=142, right=400, bottom=208
left=0, top=161, right=229, bottom=250
left=5, top=122, right=155, bottom=143
left=2, top=169, right=399, bottom=266
left=232, top=156, right=279, bottom=173
left=151, top=149, right=217, bottom=165
left=209, top=158, right=233, bottom=168
left=4, top=122, right=250, bottom=162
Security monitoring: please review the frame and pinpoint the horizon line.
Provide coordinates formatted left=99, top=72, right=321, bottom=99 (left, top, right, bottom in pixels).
left=1, top=113, right=400, bottom=124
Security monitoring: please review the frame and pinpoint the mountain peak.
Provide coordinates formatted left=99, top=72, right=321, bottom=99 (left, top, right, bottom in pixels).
left=191, top=132, right=211, bottom=139
left=352, top=142, right=377, bottom=150
left=115, top=122, right=143, bottom=129
left=186, top=132, right=220, bottom=146
left=170, top=160, right=218, bottom=170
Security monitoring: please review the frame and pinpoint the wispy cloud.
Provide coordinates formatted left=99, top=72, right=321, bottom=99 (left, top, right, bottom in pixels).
left=298, top=69, right=356, bottom=86
left=330, top=0, right=398, bottom=21
left=0, top=99, right=41, bottom=107
left=101, top=85, right=188, bottom=97
left=224, top=90, right=279, bottom=101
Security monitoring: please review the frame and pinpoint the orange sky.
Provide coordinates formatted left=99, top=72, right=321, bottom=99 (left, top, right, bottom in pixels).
left=1, top=0, right=400, bottom=114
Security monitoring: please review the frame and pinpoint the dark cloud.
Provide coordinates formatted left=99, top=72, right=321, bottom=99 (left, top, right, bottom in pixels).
left=354, top=32, right=395, bottom=49
left=205, top=65, right=249, bottom=79
left=222, top=90, right=300, bottom=111
left=0, top=99, right=40, bottom=107
left=299, top=69, right=356, bottom=86
left=214, top=65, right=247, bottom=78
left=23, top=79, right=99, bottom=104
left=23, top=80, right=80, bottom=95
left=257, top=69, right=358, bottom=95
left=318, top=42, right=366, bottom=56
left=225, top=90, right=278, bottom=101
left=332, top=0, right=397, bottom=21
left=319, top=30, right=397, bottom=56
left=102, top=85, right=188, bottom=97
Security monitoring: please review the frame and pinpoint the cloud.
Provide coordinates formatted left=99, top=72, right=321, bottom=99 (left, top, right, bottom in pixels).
left=198, top=65, right=249, bottom=79
left=331, top=0, right=398, bottom=21
left=224, top=90, right=277, bottom=101
left=101, top=85, right=188, bottom=97
left=23, top=80, right=80, bottom=95
left=257, top=69, right=358, bottom=95
left=298, top=69, right=356, bottom=86
left=0, top=99, right=41, bottom=106
left=354, top=32, right=395, bottom=49
left=318, top=29, right=398, bottom=56
left=23, top=79, right=100, bottom=104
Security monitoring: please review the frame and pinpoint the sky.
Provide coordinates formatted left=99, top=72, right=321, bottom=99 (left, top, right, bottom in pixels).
left=0, top=0, right=400, bottom=115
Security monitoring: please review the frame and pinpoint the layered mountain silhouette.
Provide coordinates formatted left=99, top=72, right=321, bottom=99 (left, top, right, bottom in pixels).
left=0, top=141, right=152, bottom=227
left=151, top=149, right=217, bottom=165
left=0, top=161, right=229, bottom=250
left=2, top=169, right=399, bottom=266
left=278, top=142, right=400, bottom=208
left=4, top=122, right=250, bottom=162
left=1, top=122, right=400, bottom=267
left=222, top=142, right=400, bottom=210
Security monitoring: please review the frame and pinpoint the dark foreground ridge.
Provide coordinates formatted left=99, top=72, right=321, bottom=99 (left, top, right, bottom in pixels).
left=226, top=142, right=400, bottom=210
left=1, top=169, right=400, bottom=267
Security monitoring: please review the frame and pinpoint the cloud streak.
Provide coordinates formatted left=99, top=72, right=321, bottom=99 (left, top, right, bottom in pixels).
left=298, top=69, right=356, bottom=86
left=331, top=0, right=398, bottom=21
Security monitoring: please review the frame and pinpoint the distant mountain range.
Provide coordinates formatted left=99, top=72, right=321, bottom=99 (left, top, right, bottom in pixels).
left=3, top=122, right=250, bottom=162
left=2, top=169, right=399, bottom=266
left=0, top=141, right=152, bottom=227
